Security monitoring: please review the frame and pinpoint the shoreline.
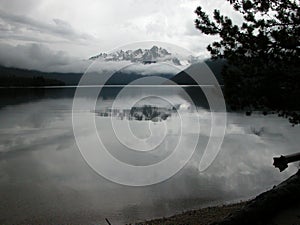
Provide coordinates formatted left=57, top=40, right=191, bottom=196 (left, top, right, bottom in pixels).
left=133, top=201, right=247, bottom=225
left=134, top=170, right=300, bottom=225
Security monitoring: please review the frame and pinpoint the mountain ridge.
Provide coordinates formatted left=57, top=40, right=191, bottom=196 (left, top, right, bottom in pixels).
left=89, top=45, right=199, bottom=66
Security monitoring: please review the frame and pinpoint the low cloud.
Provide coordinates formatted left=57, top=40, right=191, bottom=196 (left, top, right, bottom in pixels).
left=0, top=42, right=190, bottom=74
left=0, top=43, right=83, bottom=72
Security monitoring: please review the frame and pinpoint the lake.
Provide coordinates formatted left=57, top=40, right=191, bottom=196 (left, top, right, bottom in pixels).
left=0, top=86, right=298, bottom=224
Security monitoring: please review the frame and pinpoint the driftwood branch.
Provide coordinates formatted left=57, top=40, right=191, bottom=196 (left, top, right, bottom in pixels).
left=273, top=152, right=300, bottom=172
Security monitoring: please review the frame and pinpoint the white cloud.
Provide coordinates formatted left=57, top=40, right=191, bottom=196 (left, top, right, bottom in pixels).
left=0, top=0, right=244, bottom=69
left=0, top=43, right=82, bottom=72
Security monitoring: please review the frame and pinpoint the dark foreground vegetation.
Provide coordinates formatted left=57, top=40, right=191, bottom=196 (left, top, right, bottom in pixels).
left=195, top=0, right=300, bottom=124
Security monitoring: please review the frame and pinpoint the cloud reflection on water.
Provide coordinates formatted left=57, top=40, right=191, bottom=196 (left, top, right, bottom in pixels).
left=0, top=96, right=299, bottom=224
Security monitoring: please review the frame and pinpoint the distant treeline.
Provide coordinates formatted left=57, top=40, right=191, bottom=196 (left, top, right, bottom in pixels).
left=0, top=75, right=65, bottom=87
left=170, top=59, right=225, bottom=85
left=0, top=59, right=225, bottom=87
left=0, top=66, right=78, bottom=86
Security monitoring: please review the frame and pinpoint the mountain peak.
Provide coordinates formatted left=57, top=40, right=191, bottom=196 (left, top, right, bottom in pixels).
left=89, top=46, right=192, bottom=66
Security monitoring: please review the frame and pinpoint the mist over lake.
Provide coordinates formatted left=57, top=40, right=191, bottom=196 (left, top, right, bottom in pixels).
left=0, top=87, right=298, bottom=224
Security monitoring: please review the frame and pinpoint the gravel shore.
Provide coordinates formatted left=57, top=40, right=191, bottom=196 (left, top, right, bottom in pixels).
left=133, top=170, right=300, bottom=225
left=133, top=202, right=247, bottom=225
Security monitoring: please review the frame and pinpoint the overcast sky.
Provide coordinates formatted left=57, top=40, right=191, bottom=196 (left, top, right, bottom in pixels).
left=0, top=0, right=241, bottom=71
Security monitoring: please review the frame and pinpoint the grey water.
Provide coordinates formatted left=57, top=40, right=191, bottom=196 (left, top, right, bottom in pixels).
left=0, top=87, right=299, bottom=225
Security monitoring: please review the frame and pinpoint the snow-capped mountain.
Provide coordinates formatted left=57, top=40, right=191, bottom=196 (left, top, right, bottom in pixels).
left=89, top=45, right=199, bottom=66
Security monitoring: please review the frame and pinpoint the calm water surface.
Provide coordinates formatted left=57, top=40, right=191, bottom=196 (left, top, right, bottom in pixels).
left=0, top=87, right=298, bottom=224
